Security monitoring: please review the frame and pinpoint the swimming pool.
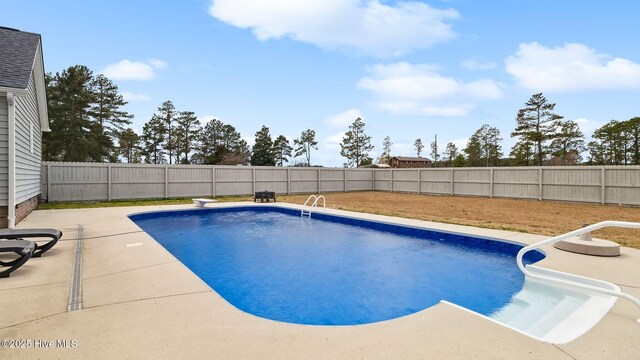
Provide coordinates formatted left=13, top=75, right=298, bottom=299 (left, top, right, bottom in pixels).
left=129, top=205, right=545, bottom=326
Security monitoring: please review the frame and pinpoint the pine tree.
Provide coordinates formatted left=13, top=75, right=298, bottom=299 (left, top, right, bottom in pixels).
left=43, top=65, right=96, bottom=161
left=251, top=125, right=276, bottom=166
left=464, top=135, right=482, bottom=167
left=627, top=117, right=640, bottom=165
left=174, top=111, right=201, bottom=164
left=118, top=128, right=142, bottom=163
left=414, top=138, right=424, bottom=157
left=465, top=124, right=502, bottom=167
left=221, top=125, right=245, bottom=165
left=156, top=101, right=178, bottom=164
left=452, top=154, right=466, bottom=167
left=196, top=119, right=246, bottom=165
left=379, top=136, right=392, bottom=164
left=340, top=117, right=374, bottom=168
left=43, top=65, right=136, bottom=163
left=273, top=135, right=293, bottom=166
left=293, top=129, right=318, bottom=166
left=479, top=124, right=502, bottom=167
left=430, top=135, right=439, bottom=165
left=511, top=93, right=563, bottom=166
left=444, top=142, right=458, bottom=166
left=509, top=140, right=535, bottom=166
left=222, top=139, right=250, bottom=165
left=88, top=121, right=113, bottom=162
left=200, top=119, right=224, bottom=164
left=589, top=120, right=630, bottom=165
left=141, top=115, right=166, bottom=164
left=91, top=74, right=133, bottom=161
left=222, top=124, right=243, bottom=151
left=586, top=140, right=606, bottom=165
left=548, top=120, right=585, bottom=165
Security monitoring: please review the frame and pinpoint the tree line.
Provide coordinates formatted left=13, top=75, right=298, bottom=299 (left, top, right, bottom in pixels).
left=378, top=93, right=639, bottom=167
left=43, top=65, right=325, bottom=166
left=43, top=65, right=639, bottom=167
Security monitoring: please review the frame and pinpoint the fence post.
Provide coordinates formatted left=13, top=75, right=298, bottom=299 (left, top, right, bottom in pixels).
left=108, top=164, right=112, bottom=201
left=371, top=169, right=375, bottom=191
left=601, top=167, right=606, bottom=205
left=165, top=166, right=168, bottom=198
left=344, top=169, right=347, bottom=192
left=317, top=168, right=321, bottom=193
left=538, top=168, right=543, bottom=201
left=417, top=169, right=422, bottom=194
left=252, top=167, right=256, bottom=194
left=46, top=163, right=51, bottom=202
left=390, top=169, right=393, bottom=192
left=450, top=169, right=454, bottom=196
left=287, top=168, right=291, bottom=194
left=490, top=168, right=494, bottom=198
left=212, top=166, right=216, bottom=197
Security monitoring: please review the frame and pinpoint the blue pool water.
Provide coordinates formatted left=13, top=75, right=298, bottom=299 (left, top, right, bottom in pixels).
left=130, top=206, right=544, bottom=325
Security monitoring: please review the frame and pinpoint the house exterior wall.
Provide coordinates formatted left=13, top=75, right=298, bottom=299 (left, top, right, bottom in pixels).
left=0, top=195, right=38, bottom=228
left=13, top=72, right=42, bottom=204
left=390, top=158, right=432, bottom=168
left=0, top=94, right=8, bottom=207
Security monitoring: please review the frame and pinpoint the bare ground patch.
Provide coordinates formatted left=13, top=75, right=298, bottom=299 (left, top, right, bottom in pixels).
left=276, top=192, right=640, bottom=249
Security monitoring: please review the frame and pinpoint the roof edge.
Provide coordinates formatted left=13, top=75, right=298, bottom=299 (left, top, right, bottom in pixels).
left=0, top=86, right=28, bottom=96
left=32, top=40, right=50, bottom=132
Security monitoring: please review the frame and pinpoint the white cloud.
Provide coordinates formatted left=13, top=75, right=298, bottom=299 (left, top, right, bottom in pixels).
left=575, top=117, right=601, bottom=137
left=323, top=109, right=363, bottom=127
left=198, top=115, right=219, bottom=123
left=101, top=59, right=167, bottom=80
left=121, top=91, right=152, bottom=102
left=209, top=0, right=459, bottom=57
left=449, top=137, right=468, bottom=151
left=357, top=62, right=502, bottom=116
left=506, top=42, right=640, bottom=92
left=325, top=132, right=346, bottom=150
left=148, top=58, right=168, bottom=69
left=461, top=59, right=496, bottom=70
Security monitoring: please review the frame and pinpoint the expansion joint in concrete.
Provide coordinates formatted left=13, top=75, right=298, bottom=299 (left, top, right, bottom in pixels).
left=67, top=224, right=83, bottom=312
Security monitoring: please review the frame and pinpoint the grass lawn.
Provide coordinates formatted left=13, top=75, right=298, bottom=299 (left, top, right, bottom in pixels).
left=38, top=191, right=640, bottom=249
left=36, top=196, right=250, bottom=209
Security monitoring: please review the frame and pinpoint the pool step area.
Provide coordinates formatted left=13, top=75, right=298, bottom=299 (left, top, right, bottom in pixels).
left=443, top=266, right=620, bottom=344
left=490, top=266, right=620, bottom=344
left=491, top=281, right=588, bottom=337
left=491, top=279, right=589, bottom=339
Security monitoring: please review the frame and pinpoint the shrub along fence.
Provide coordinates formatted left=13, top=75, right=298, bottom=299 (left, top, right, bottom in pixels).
left=41, top=162, right=640, bottom=206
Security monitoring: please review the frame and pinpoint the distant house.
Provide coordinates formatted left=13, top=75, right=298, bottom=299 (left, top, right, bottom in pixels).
left=390, top=156, right=432, bottom=168
left=0, top=27, right=50, bottom=228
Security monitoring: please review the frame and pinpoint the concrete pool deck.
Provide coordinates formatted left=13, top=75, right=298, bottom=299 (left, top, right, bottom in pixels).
left=0, top=202, right=638, bottom=359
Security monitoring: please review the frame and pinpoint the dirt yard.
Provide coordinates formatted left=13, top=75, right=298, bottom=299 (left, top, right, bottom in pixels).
left=275, top=192, right=640, bottom=249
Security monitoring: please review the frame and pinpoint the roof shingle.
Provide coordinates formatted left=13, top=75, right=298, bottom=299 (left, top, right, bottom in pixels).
left=392, top=156, right=432, bottom=162
left=0, top=26, right=41, bottom=90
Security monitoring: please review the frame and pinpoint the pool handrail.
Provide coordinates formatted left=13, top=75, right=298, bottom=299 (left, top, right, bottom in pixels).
left=301, top=195, right=326, bottom=217
left=516, top=220, right=640, bottom=324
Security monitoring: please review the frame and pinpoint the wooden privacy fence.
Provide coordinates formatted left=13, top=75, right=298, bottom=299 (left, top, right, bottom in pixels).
left=41, top=162, right=640, bottom=206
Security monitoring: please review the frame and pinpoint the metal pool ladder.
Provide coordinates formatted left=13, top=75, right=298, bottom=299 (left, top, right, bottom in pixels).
left=516, top=220, right=640, bottom=324
left=301, top=195, right=325, bottom=217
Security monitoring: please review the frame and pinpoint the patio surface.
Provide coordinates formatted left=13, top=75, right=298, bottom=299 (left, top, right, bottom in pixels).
left=0, top=202, right=639, bottom=359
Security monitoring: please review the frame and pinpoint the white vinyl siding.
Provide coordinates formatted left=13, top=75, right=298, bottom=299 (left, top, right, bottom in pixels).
left=30, top=123, right=34, bottom=153
left=13, top=72, right=42, bottom=203
left=0, top=95, right=8, bottom=206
